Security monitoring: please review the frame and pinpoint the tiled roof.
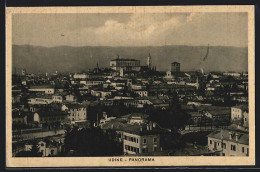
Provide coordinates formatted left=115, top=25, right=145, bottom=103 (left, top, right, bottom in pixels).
left=36, top=111, right=69, bottom=117
left=111, top=58, right=139, bottom=61
left=207, top=109, right=231, bottom=116
left=65, top=103, right=87, bottom=109
left=232, top=104, right=248, bottom=111
left=102, top=119, right=162, bottom=136
left=207, top=129, right=249, bottom=145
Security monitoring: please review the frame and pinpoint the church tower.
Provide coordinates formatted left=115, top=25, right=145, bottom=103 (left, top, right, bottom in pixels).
left=147, top=53, right=152, bottom=69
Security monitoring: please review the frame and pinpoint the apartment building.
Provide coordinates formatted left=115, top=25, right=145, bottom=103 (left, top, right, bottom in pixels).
left=123, top=123, right=161, bottom=155
left=207, top=129, right=249, bottom=156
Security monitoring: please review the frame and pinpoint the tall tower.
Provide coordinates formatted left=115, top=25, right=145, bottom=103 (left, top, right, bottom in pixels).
left=196, top=77, right=199, bottom=90
left=171, top=62, right=180, bottom=73
left=96, top=62, right=99, bottom=73
left=147, top=53, right=152, bottom=69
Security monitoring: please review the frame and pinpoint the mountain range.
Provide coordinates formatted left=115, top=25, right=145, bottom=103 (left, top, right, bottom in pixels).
left=12, top=45, right=248, bottom=74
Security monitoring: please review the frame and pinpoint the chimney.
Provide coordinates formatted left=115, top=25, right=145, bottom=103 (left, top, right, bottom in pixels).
left=235, top=133, right=239, bottom=141
left=140, top=126, right=143, bottom=132
left=229, top=132, right=233, bottom=140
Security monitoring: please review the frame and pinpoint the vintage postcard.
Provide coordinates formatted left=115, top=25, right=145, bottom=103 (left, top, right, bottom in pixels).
left=6, top=6, right=255, bottom=167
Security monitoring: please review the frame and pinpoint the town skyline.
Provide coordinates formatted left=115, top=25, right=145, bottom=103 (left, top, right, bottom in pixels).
left=12, top=44, right=248, bottom=74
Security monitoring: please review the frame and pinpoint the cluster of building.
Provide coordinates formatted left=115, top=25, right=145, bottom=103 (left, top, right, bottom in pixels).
left=12, top=54, right=249, bottom=157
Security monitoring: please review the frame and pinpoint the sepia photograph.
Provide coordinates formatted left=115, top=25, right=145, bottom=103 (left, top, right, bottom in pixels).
left=6, top=6, right=255, bottom=167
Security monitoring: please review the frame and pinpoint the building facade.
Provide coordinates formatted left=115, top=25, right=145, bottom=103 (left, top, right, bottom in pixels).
left=207, top=129, right=249, bottom=156
left=122, top=123, right=161, bottom=155
left=67, top=104, right=87, bottom=122
left=123, top=131, right=160, bottom=155
left=29, top=85, right=55, bottom=94
left=231, top=105, right=248, bottom=123
left=110, top=59, right=141, bottom=71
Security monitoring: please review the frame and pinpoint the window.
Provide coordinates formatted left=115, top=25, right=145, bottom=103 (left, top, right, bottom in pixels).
left=210, top=140, right=212, bottom=144
left=143, top=138, right=146, bottom=144
left=222, top=143, right=226, bottom=149
left=124, top=136, right=127, bottom=140
left=154, top=146, right=157, bottom=152
left=142, top=148, right=146, bottom=153
left=154, top=138, right=157, bottom=143
left=51, top=149, right=54, bottom=155
left=242, top=147, right=244, bottom=153
left=136, top=148, right=139, bottom=153
left=231, top=145, right=236, bottom=151
left=41, top=143, right=44, bottom=147
left=137, top=139, right=138, bottom=143
left=130, top=146, right=133, bottom=152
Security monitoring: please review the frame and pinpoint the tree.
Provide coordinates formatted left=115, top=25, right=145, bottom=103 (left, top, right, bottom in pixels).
left=148, top=92, right=191, bottom=134
left=63, top=126, right=123, bottom=156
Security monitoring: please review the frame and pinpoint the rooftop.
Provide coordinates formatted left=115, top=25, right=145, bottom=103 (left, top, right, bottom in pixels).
left=111, top=58, right=139, bottom=62
left=36, top=111, right=69, bottom=117
left=207, top=129, right=248, bottom=145
left=30, top=85, right=54, bottom=89
left=65, top=103, right=87, bottom=109
left=232, top=104, right=248, bottom=111
left=101, top=118, right=164, bottom=136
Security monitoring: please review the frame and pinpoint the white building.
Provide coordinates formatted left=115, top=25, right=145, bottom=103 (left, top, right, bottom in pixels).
left=29, top=85, right=55, bottom=94
left=207, top=129, right=249, bottom=156
left=25, top=140, right=58, bottom=157
left=28, top=95, right=53, bottom=105
left=73, top=73, right=88, bottom=79
left=65, top=94, right=77, bottom=102
left=52, top=95, right=63, bottom=103
left=110, top=58, right=141, bottom=71
left=223, top=73, right=241, bottom=77
left=123, top=124, right=160, bottom=155
left=231, top=105, right=248, bottom=122
left=134, top=90, right=148, bottom=97
left=67, top=104, right=87, bottom=122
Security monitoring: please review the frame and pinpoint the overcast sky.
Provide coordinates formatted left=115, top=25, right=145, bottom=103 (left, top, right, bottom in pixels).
left=12, top=12, right=248, bottom=47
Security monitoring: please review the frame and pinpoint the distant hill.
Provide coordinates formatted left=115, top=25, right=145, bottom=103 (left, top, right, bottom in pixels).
left=12, top=45, right=248, bottom=73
